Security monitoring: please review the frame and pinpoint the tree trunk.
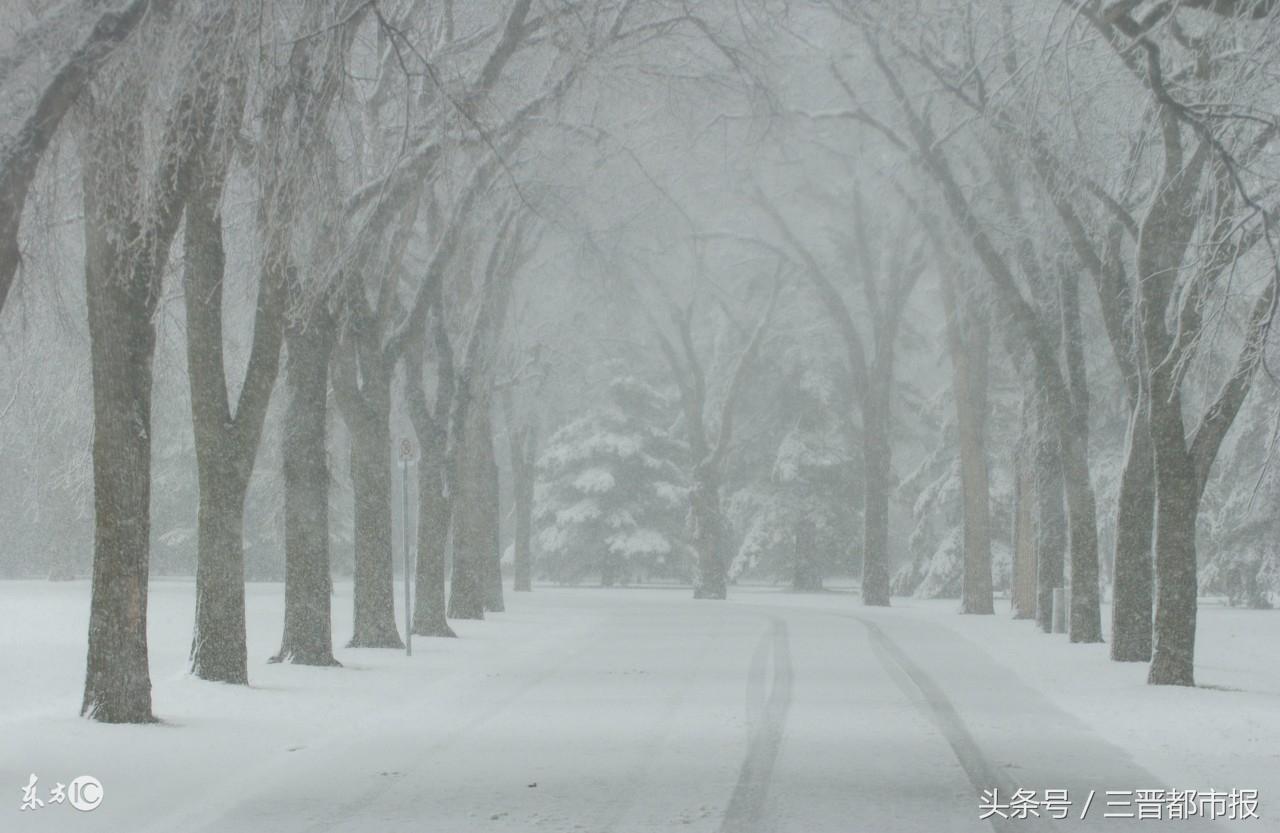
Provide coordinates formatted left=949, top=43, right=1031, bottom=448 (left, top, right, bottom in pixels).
left=1033, top=400, right=1066, bottom=633
left=190, top=463, right=249, bottom=682
left=274, top=305, right=340, bottom=666
left=481, top=416, right=504, bottom=612
left=448, top=406, right=488, bottom=620
left=1060, top=428, right=1103, bottom=642
left=345, top=379, right=403, bottom=648
left=942, top=278, right=993, bottom=615
left=405, top=312, right=457, bottom=637
left=184, top=174, right=251, bottom=684
left=78, top=5, right=236, bottom=719
left=792, top=517, right=822, bottom=592
left=511, top=428, right=535, bottom=593
left=412, top=441, right=455, bottom=637
left=1057, top=272, right=1103, bottom=643
left=1111, top=398, right=1155, bottom=662
left=1147, top=391, right=1200, bottom=686
left=1010, top=445, right=1037, bottom=619
left=860, top=397, right=892, bottom=607
left=958, top=434, right=993, bottom=614
left=80, top=187, right=158, bottom=724
left=691, top=462, right=727, bottom=599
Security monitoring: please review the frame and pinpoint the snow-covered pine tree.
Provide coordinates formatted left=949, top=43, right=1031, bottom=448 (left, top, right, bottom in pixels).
left=893, top=392, right=1014, bottom=600
left=729, top=367, right=857, bottom=590
left=534, top=376, right=690, bottom=586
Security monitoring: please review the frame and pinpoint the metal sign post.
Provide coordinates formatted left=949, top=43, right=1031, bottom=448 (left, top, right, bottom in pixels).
left=400, top=437, right=415, bottom=657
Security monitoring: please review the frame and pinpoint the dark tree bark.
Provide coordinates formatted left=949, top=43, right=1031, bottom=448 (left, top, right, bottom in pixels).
left=1111, top=398, right=1155, bottom=661
left=413, top=445, right=456, bottom=636
left=265, top=3, right=367, bottom=664
left=188, top=449, right=249, bottom=683
left=331, top=183, right=426, bottom=648
left=1010, top=424, right=1037, bottom=620
left=1057, top=269, right=1103, bottom=641
left=182, top=75, right=289, bottom=684
left=1126, top=118, right=1271, bottom=684
left=79, top=8, right=231, bottom=719
left=80, top=137, right=161, bottom=724
left=405, top=312, right=456, bottom=638
left=332, top=340, right=401, bottom=652
left=478, top=407, right=505, bottom=612
left=448, top=402, right=489, bottom=620
left=1145, top=396, right=1201, bottom=686
left=273, top=297, right=340, bottom=666
left=1142, top=264, right=1273, bottom=686
left=1033, top=396, right=1067, bottom=634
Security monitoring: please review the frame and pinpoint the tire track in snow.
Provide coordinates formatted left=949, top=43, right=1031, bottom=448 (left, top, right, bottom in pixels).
left=850, top=613, right=1061, bottom=833
left=719, top=616, right=792, bottom=833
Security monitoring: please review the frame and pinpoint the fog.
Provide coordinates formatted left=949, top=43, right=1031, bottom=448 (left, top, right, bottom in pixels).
left=1, top=1, right=1278, bottom=830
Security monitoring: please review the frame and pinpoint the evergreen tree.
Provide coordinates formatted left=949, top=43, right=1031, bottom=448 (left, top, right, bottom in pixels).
left=729, top=367, right=857, bottom=590
left=534, top=376, right=691, bottom=586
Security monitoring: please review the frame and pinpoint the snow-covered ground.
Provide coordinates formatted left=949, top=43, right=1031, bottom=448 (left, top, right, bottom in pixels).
left=1, top=580, right=1274, bottom=831
left=733, top=589, right=1280, bottom=829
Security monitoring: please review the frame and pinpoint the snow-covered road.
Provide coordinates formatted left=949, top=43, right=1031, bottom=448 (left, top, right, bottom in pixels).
left=2, top=584, right=1254, bottom=832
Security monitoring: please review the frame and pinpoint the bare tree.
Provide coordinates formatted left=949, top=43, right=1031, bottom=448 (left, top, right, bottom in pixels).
left=648, top=275, right=780, bottom=600
left=756, top=190, right=925, bottom=607
left=80, top=4, right=238, bottom=722
left=266, top=3, right=372, bottom=666
left=840, top=19, right=1107, bottom=642
left=445, top=210, right=529, bottom=619
left=1072, top=1, right=1280, bottom=684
